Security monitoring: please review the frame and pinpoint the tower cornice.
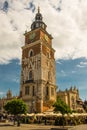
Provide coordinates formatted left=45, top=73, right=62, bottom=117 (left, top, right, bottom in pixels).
left=22, top=40, right=41, bottom=50
left=24, top=27, right=53, bottom=39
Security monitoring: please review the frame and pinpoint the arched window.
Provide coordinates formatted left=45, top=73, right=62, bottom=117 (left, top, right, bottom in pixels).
left=29, top=49, right=34, bottom=57
left=36, top=23, right=39, bottom=27
left=29, top=70, right=33, bottom=80
left=30, top=51, right=33, bottom=57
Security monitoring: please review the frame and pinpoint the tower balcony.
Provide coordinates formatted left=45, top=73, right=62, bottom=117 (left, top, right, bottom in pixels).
left=24, top=79, right=34, bottom=84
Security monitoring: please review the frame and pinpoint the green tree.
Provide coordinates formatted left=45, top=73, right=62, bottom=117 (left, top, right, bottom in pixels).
left=53, top=97, right=72, bottom=115
left=53, top=97, right=72, bottom=126
left=4, top=98, right=27, bottom=126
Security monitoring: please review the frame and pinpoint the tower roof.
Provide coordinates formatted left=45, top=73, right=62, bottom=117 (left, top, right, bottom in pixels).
left=31, top=7, right=47, bottom=31
left=35, top=6, right=42, bottom=21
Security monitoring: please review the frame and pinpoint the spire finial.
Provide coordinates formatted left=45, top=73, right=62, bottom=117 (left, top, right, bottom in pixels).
left=38, top=6, right=40, bottom=13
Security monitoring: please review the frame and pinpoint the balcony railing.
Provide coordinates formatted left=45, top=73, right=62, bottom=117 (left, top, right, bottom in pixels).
left=24, top=79, right=34, bottom=84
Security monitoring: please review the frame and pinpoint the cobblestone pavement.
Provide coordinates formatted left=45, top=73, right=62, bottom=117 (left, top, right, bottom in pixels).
left=69, top=124, right=87, bottom=130
left=0, top=123, right=87, bottom=130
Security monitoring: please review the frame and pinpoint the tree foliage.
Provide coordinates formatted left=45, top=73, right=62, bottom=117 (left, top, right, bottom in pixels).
left=53, top=97, right=72, bottom=115
left=4, top=98, right=27, bottom=115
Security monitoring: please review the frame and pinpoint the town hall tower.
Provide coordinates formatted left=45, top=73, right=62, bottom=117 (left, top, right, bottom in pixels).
left=20, top=7, right=56, bottom=113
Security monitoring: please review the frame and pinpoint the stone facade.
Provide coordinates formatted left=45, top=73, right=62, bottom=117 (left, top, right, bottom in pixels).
left=57, top=86, right=84, bottom=112
left=20, top=8, right=57, bottom=113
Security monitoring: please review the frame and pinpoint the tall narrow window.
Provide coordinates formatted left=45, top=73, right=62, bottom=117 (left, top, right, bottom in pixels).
left=25, top=86, right=29, bottom=95
left=29, top=70, right=33, bottom=80
left=48, top=71, right=51, bottom=80
left=71, top=96, right=75, bottom=104
left=51, top=87, right=54, bottom=96
left=32, top=86, right=35, bottom=96
left=30, top=51, right=33, bottom=57
left=46, top=86, right=49, bottom=96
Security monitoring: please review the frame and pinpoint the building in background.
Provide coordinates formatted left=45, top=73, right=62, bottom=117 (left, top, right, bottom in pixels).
left=20, top=7, right=57, bottom=113
left=0, top=89, right=17, bottom=114
left=57, top=86, right=84, bottom=112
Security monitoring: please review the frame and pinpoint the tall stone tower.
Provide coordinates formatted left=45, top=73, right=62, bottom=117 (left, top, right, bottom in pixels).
left=20, top=7, right=56, bottom=113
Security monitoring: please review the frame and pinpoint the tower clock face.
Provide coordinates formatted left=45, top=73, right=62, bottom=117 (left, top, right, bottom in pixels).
left=29, top=32, right=36, bottom=40
left=45, top=34, right=49, bottom=42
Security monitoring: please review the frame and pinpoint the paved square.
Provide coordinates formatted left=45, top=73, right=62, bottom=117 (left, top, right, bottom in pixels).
left=0, top=123, right=87, bottom=130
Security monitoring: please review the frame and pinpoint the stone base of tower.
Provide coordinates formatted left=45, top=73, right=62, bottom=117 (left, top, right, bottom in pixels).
left=33, top=102, right=53, bottom=113
left=36, top=101, right=52, bottom=113
left=43, top=105, right=50, bottom=112
left=20, top=80, right=56, bottom=113
left=35, top=100, right=43, bottom=113
left=22, top=96, right=54, bottom=113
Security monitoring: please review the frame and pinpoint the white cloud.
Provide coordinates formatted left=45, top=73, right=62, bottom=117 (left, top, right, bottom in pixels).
left=77, top=61, right=87, bottom=68
left=61, top=70, right=66, bottom=76
left=76, top=64, right=84, bottom=68
left=80, top=61, right=87, bottom=66
left=0, top=0, right=87, bottom=64
left=0, top=92, right=4, bottom=96
left=72, top=71, right=76, bottom=74
left=56, top=60, right=62, bottom=64
left=0, top=92, right=4, bottom=95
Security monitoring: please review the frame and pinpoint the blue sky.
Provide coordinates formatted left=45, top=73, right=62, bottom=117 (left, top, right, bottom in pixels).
left=0, top=59, right=20, bottom=97
left=0, top=0, right=87, bottom=101
left=56, top=58, right=87, bottom=100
